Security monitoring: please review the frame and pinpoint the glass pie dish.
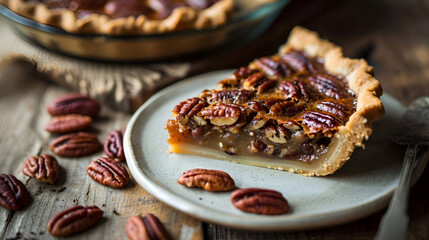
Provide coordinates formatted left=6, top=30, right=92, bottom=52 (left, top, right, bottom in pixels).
left=0, top=0, right=290, bottom=61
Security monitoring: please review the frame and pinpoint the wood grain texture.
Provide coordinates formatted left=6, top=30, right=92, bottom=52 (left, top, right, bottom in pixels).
left=0, top=61, right=202, bottom=240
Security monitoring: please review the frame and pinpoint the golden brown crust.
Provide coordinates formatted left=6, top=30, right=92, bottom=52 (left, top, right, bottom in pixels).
left=279, top=26, right=384, bottom=175
left=0, top=0, right=234, bottom=35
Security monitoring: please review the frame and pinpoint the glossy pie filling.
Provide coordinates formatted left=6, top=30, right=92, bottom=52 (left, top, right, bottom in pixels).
left=28, top=0, right=219, bottom=20
left=166, top=50, right=356, bottom=165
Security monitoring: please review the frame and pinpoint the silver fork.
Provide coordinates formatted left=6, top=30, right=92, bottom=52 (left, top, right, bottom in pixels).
left=375, top=97, right=429, bottom=240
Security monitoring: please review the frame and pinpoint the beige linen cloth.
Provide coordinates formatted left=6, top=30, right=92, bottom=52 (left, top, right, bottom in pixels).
left=0, top=18, right=190, bottom=112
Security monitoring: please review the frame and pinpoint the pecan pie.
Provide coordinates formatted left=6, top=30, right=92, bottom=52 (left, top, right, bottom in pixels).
left=166, top=26, right=384, bottom=176
left=0, top=0, right=233, bottom=34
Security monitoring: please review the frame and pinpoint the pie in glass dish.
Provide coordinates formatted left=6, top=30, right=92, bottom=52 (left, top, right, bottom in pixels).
left=0, top=0, right=233, bottom=34
left=166, top=26, right=384, bottom=176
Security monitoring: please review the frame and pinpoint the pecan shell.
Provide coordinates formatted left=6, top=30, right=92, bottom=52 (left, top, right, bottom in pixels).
left=177, top=169, right=235, bottom=192
left=126, top=214, right=170, bottom=240
left=45, top=114, right=92, bottom=134
left=87, top=157, right=129, bottom=188
left=47, top=205, right=103, bottom=236
left=49, top=132, right=102, bottom=157
left=47, top=93, right=100, bottom=118
left=0, top=174, right=31, bottom=210
left=104, top=130, right=125, bottom=161
left=231, top=188, right=289, bottom=215
left=22, top=154, right=59, bottom=184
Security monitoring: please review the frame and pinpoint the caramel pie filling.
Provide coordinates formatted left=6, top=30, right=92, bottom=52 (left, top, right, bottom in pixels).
left=166, top=50, right=357, bottom=165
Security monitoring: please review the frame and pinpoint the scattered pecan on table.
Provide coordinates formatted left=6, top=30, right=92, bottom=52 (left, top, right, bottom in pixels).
left=45, top=114, right=92, bottom=134
left=0, top=174, right=31, bottom=210
left=126, top=213, right=170, bottom=240
left=87, top=157, right=129, bottom=188
left=22, top=154, right=60, bottom=184
left=49, top=132, right=102, bottom=157
left=47, top=205, right=104, bottom=236
left=47, top=93, right=100, bottom=118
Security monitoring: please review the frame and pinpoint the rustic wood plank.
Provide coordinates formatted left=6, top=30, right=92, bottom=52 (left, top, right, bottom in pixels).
left=0, top=61, right=203, bottom=240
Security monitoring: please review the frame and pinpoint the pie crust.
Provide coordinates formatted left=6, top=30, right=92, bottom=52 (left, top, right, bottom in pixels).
left=0, top=0, right=234, bottom=34
left=166, top=26, right=384, bottom=176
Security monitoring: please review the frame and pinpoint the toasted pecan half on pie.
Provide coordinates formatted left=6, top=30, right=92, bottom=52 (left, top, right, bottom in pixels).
left=166, top=26, right=384, bottom=176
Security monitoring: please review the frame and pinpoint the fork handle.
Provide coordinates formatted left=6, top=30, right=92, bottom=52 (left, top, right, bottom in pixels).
left=374, top=144, right=418, bottom=240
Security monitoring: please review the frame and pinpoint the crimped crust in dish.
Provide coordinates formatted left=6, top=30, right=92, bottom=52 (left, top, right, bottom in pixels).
left=0, top=0, right=233, bottom=34
left=166, top=26, right=384, bottom=176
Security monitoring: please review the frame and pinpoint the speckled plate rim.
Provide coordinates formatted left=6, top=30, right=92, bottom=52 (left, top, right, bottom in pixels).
left=124, top=70, right=428, bottom=231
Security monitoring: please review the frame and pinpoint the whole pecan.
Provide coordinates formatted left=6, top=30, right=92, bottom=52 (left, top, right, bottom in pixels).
left=279, top=80, right=312, bottom=99
left=47, top=93, right=100, bottom=118
left=87, top=157, right=129, bottom=188
left=200, top=104, right=241, bottom=126
left=125, top=214, right=170, bottom=240
left=280, top=51, right=316, bottom=73
left=22, top=154, right=59, bottom=184
left=104, top=130, right=125, bottom=161
left=255, top=57, right=291, bottom=77
left=172, top=98, right=207, bottom=125
left=302, top=111, right=341, bottom=133
left=47, top=205, right=103, bottom=236
left=316, top=101, right=350, bottom=118
left=242, top=73, right=270, bottom=91
left=269, top=101, right=305, bottom=116
left=232, top=67, right=257, bottom=81
left=257, top=79, right=277, bottom=94
left=308, top=74, right=345, bottom=100
left=49, top=132, right=102, bottom=157
left=0, top=174, right=31, bottom=210
left=177, top=169, right=235, bottom=192
left=231, top=188, right=289, bottom=215
left=45, top=114, right=92, bottom=134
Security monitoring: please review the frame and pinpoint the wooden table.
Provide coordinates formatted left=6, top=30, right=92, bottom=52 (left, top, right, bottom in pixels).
left=1, top=0, right=429, bottom=239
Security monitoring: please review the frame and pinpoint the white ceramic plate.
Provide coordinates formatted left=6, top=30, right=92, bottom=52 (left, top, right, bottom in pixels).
left=124, top=70, right=424, bottom=231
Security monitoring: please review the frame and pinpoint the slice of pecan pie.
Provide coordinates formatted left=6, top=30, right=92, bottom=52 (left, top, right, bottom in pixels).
left=0, top=0, right=233, bottom=34
left=166, top=26, right=384, bottom=176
